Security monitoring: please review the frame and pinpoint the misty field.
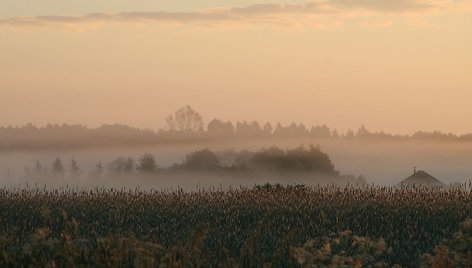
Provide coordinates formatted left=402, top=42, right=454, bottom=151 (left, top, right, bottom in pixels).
left=0, top=185, right=471, bottom=267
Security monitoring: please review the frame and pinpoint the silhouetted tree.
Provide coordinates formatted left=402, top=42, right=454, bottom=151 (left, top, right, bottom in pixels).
left=251, top=146, right=337, bottom=175
left=108, top=157, right=135, bottom=175
left=33, top=160, right=44, bottom=176
left=123, top=158, right=135, bottom=173
left=89, top=161, right=105, bottom=178
left=51, top=158, right=64, bottom=176
left=251, top=121, right=262, bottom=135
left=69, top=159, right=82, bottom=178
left=263, top=122, right=273, bottom=136
left=207, top=119, right=235, bottom=137
left=181, top=149, right=222, bottom=171
left=273, top=123, right=284, bottom=136
left=235, top=121, right=248, bottom=137
left=356, top=125, right=372, bottom=138
left=235, top=121, right=263, bottom=138
left=166, top=105, right=204, bottom=132
left=273, top=122, right=308, bottom=137
left=310, top=125, right=331, bottom=138
left=137, top=153, right=158, bottom=173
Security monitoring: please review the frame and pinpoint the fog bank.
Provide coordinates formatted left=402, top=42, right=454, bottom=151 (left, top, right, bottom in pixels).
left=0, top=139, right=470, bottom=189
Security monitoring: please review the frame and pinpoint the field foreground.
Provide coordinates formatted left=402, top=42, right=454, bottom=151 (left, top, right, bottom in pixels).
left=0, top=185, right=471, bottom=267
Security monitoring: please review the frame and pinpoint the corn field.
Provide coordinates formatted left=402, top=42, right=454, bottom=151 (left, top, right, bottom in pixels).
left=0, top=184, right=471, bottom=267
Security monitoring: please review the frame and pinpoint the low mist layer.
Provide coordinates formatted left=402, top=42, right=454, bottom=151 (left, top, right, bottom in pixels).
left=0, top=146, right=366, bottom=190
left=1, top=107, right=471, bottom=189
left=1, top=139, right=471, bottom=189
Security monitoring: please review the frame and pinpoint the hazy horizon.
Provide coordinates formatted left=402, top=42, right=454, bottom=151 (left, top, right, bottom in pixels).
left=1, top=118, right=472, bottom=137
left=1, top=0, right=471, bottom=188
left=0, top=117, right=472, bottom=136
left=1, top=0, right=472, bottom=134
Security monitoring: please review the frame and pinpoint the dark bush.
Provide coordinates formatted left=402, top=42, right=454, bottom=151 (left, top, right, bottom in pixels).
left=252, top=145, right=337, bottom=175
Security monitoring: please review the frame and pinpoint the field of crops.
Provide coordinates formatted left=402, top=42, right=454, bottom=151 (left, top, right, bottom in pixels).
left=0, top=184, right=471, bottom=267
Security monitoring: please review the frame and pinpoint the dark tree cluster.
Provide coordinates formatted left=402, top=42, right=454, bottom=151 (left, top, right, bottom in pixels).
left=251, top=146, right=337, bottom=175
left=22, top=146, right=352, bottom=183
left=24, top=154, right=158, bottom=181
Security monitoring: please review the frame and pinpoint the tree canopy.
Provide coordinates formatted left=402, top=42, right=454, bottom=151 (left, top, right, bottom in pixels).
left=166, top=106, right=204, bottom=133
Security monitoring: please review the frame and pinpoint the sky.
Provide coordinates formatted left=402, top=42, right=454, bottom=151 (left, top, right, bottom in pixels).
left=0, top=0, right=471, bottom=134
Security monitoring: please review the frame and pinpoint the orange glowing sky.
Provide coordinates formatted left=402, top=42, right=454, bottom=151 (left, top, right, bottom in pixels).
left=0, top=0, right=471, bottom=134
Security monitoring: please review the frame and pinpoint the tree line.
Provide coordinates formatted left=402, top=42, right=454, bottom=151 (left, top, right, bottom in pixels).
left=0, top=106, right=466, bottom=150
left=16, top=146, right=365, bottom=183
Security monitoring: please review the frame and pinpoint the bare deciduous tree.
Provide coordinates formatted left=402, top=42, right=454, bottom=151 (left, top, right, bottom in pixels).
left=166, top=105, right=204, bottom=132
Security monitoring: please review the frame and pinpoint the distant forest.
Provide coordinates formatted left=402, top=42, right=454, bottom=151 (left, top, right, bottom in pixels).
left=0, top=106, right=469, bottom=150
